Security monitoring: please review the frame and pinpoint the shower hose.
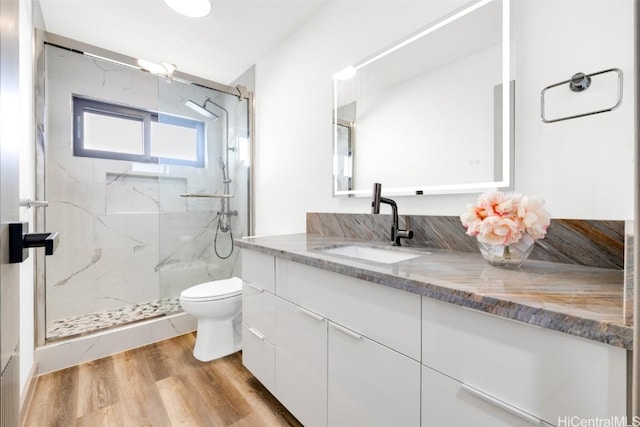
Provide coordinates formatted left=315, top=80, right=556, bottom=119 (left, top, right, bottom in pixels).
left=214, top=213, right=234, bottom=260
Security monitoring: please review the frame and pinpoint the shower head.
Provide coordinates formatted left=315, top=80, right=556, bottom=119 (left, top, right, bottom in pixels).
left=217, top=157, right=226, bottom=170
left=185, top=99, right=220, bottom=120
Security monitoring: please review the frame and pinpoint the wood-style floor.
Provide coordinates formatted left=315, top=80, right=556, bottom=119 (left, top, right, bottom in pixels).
left=23, top=333, right=303, bottom=427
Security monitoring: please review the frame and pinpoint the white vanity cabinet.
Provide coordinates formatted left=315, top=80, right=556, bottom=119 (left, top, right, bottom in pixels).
left=240, top=248, right=627, bottom=427
left=241, top=250, right=276, bottom=393
left=275, top=258, right=422, bottom=426
left=328, top=322, right=421, bottom=427
left=421, top=297, right=627, bottom=425
left=275, top=297, right=328, bottom=427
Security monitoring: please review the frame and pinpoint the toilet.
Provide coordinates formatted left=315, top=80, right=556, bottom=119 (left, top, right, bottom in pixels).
left=179, top=277, right=243, bottom=362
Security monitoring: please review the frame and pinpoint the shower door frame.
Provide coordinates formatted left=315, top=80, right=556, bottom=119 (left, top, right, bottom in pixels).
left=33, top=29, right=255, bottom=347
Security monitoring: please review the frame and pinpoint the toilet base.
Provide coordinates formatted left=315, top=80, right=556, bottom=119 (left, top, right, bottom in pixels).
left=193, top=316, right=242, bottom=362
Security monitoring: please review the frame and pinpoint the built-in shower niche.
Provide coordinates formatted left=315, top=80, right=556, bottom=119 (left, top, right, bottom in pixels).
left=105, top=172, right=187, bottom=214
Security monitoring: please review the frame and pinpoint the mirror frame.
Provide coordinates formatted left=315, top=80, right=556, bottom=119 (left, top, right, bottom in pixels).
left=332, top=0, right=513, bottom=197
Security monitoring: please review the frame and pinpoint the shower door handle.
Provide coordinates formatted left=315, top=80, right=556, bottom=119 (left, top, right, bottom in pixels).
left=23, top=232, right=59, bottom=255
left=9, top=222, right=59, bottom=263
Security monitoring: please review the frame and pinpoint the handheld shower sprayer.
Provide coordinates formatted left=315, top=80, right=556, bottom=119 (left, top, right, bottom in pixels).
left=217, top=156, right=230, bottom=233
left=217, top=157, right=229, bottom=181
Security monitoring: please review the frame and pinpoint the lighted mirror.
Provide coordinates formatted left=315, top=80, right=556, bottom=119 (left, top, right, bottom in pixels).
left=332, top=0, right=513, bottom=197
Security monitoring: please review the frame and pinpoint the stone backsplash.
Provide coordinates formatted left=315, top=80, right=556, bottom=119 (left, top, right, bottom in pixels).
left=307, top=212, right=625, bottom=270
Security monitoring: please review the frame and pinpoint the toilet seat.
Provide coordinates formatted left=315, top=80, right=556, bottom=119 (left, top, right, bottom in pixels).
left=180, top=277, right=242, bottom=302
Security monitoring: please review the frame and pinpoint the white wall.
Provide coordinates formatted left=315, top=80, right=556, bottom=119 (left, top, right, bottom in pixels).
left=254, top=1, right=467, bottom=234
left=513, top=0, right=633, bottom=219
left=254, top=0, right=634, bottom=236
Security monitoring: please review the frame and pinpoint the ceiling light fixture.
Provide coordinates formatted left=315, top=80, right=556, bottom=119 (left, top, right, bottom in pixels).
left=162, top=0, right=212, bottom=18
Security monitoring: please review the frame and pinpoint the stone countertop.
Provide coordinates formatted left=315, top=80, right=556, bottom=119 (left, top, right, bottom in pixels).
left=236, top=233, right=632, bottom=350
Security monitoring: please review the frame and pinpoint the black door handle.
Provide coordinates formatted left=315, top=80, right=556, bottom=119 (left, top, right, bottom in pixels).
left=23, top=232, right=59, bottom=255
left=9, top=222, right=59, bottom=263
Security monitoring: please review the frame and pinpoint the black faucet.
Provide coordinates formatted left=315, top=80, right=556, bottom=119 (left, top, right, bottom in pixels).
left=371, top=183, right=413, bottom=246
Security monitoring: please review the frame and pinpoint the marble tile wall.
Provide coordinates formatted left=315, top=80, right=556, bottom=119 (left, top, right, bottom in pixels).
left=306, top=212, right=625, bottom=269
left=42, top=45, right=247, bottom=335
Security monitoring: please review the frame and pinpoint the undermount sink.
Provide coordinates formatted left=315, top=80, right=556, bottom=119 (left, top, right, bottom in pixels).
left=319, top=245, right=422, bottom=264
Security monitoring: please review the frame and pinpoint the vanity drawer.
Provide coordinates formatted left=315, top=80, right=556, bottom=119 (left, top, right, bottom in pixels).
left=242, top=323, right=275, bottom=393
left=421, top=297, right=626, bottom=424
left=275, top=297, right=328, bottom=427
left=242, top=280, right=276, bottom=343
left=276, top=258, right=421, bottom=361
left=422, top=365, right=554, bottom=427
left=241, top=249, right=275, bottom=293
left=328, top=322, right=421, bottom=427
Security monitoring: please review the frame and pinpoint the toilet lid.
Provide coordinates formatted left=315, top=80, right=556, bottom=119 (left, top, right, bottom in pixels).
left=180, top=277, right=242, bottom=301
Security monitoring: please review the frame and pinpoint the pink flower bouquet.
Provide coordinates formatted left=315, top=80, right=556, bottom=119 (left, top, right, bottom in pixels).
left=461, top=190, right=551, bottom=267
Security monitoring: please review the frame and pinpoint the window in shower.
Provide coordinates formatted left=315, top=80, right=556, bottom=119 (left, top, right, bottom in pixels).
left=73, top=96, right=205, bottom=167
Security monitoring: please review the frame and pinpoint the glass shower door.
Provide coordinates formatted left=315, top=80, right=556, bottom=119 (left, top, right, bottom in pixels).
left=43, top=44, right=166, bottom=340
left=41, top=41, right=251, bottom=342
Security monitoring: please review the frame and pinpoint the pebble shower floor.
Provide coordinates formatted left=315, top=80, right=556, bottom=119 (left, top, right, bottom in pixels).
left=46, top=298, right=182, bottom=340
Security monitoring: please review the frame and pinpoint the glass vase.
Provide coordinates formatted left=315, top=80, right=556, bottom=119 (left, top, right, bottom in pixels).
left=477, top=233, right=535, bottom=269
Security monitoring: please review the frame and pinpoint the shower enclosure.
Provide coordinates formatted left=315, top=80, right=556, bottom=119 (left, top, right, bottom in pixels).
left=37, top=35, right=252, bottom=343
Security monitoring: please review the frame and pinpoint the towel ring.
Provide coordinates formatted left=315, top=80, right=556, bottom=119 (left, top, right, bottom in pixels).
left=540, top=68, right=623, bottom=123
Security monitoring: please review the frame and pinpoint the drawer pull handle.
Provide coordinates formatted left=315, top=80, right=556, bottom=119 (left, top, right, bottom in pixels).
left=460, top=384, right=541, bottom=425
left=298, top=306, right=324, bottom=322
left=247, top=326, right=265, bottom=341
left=244, top=282, right=264, bottom=293
left=330, top=323, right=362, bottom=340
